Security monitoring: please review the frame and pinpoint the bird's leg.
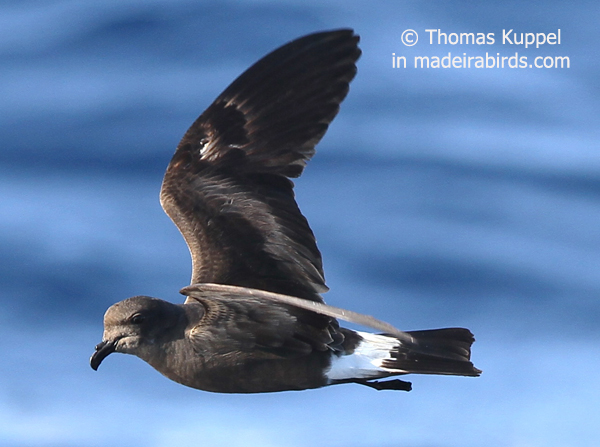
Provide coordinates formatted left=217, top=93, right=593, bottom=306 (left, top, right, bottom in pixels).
left=353, top=378, right=413, bottom=391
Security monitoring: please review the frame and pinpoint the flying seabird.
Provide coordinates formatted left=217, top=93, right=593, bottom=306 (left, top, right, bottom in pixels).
left=90, top=29, right=481, bottom=393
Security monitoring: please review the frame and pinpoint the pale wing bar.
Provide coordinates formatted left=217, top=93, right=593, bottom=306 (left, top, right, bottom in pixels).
left=180, top=283, right=416, bottom=345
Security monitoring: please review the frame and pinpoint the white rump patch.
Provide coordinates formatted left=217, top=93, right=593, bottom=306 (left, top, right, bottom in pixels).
left=325, top=332, right=407, bottom=382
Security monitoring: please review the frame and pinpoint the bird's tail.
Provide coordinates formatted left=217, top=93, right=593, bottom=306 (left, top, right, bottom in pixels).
left=386, top=328, right=481, bottom=376
left=326, top=328, right=481, bottom=389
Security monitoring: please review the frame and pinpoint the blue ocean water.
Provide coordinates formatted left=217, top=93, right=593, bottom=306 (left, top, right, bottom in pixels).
left=1, top=1, right=599, bottom=446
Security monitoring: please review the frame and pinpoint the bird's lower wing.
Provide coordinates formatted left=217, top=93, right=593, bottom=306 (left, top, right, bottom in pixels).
left=180, top=283, right=416, bottom=345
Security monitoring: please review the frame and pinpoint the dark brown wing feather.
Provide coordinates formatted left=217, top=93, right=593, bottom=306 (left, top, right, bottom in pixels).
left=185, top=291, right=340, bottom=358
left=181, top=283, right=416, bottom=344
left=160, top=29, right=361, bottom=301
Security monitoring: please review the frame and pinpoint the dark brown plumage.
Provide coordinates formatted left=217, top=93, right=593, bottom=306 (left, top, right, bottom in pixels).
left=160, top=30, right=360, bottom=301
left=90, top=29, right=481, bottom=394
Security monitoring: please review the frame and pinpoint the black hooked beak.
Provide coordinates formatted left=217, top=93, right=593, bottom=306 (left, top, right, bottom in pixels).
left=90, top=340, right=117, bottom=371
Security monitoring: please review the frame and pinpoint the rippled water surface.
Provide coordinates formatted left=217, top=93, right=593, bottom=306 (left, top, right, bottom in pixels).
left=1, top=2, right=599, bottom=446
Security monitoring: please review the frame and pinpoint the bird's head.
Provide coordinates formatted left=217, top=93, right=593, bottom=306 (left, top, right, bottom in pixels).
left=90, top=296, right=184, bottom=370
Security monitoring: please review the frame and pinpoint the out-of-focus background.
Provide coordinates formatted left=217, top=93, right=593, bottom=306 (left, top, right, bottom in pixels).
left=1, top=1, right=598, bottom=446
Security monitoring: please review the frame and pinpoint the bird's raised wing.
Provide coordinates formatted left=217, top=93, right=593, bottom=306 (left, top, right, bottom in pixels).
left=160, top=29, right=360, bottom=302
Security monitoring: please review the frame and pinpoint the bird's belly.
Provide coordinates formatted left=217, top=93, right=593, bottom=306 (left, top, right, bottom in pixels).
left=158, top=350, right=333, bottom=394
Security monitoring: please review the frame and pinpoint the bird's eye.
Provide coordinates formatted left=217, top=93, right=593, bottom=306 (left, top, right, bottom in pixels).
left=130, top=313, right=145, bottom=325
